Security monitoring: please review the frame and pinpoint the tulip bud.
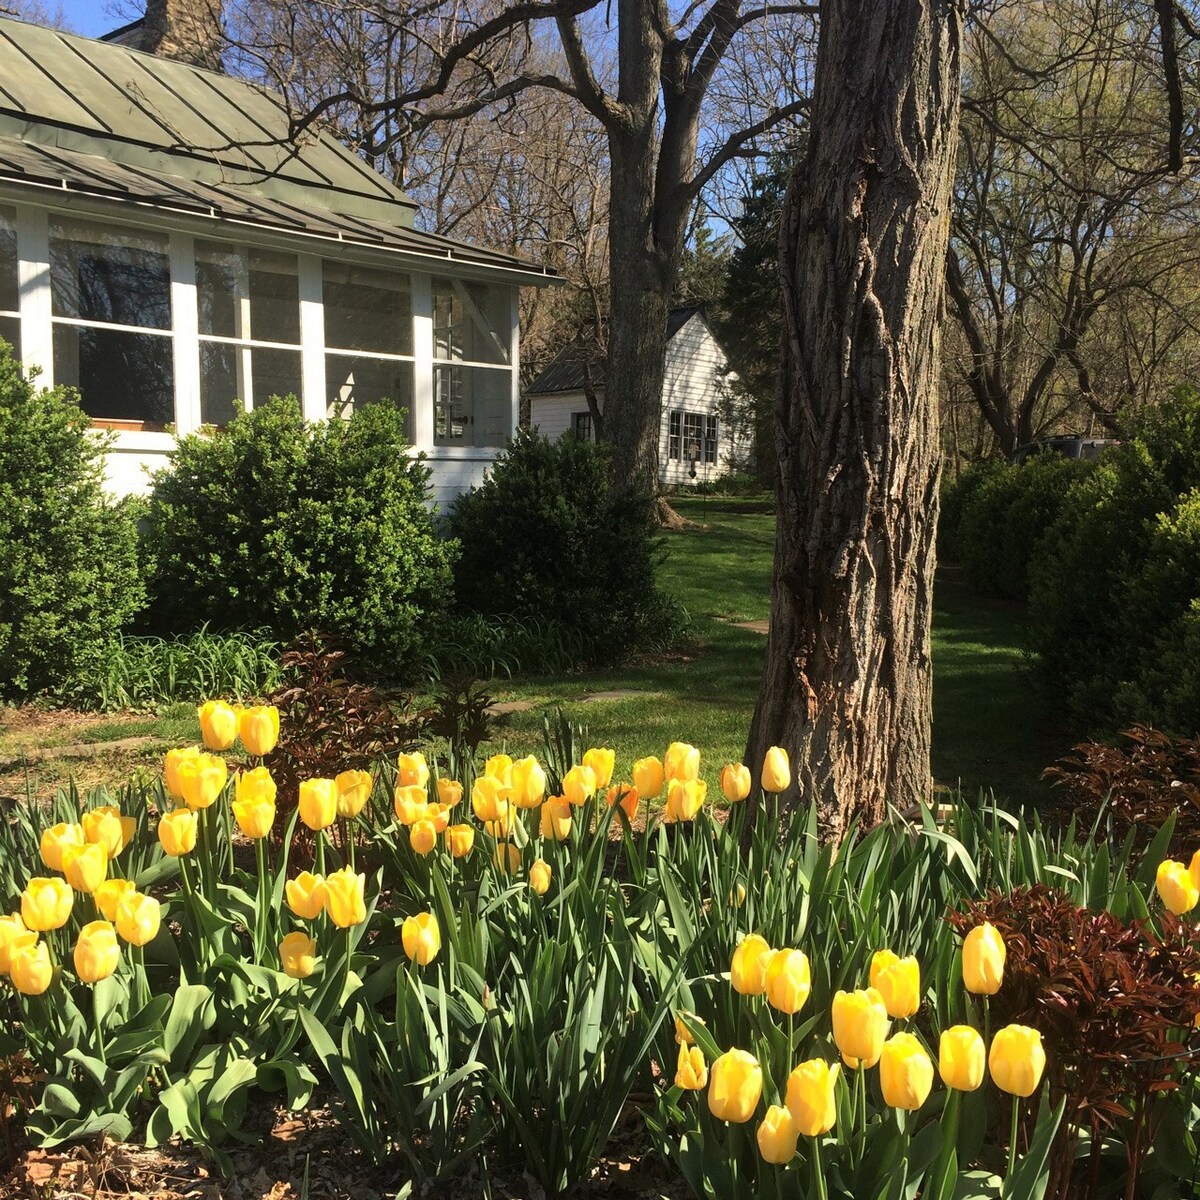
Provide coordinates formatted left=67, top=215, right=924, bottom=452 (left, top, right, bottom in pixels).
left=402, top=912, right=441, bottom=965
left=879, top=1032, right=934, bottom=1110
left=115, top=891, right=161, bottom=946
left=729, top=881, right=747, bottom=907
left=157, top=809, right=198, bottom=857
left=298, top=778, right=338, bottom=831
left=720, top=763, right=752, bottom=803
left=62, top=842, right=108, bottom=893
left=708, top=1048, right=763, bottom=1123
left=582, top=747, right=616, bottom=789
left=178, top=752, right=228, bottom=810
left=529, top=858, right=552, bottom=895
left=446, top=824, right=475, bottom=858
left=988, top=1024, right=1046, bottom=1097
left=664, top=779, right=707, bottom=822
left=395, top=751, right=429, bottom=789
left=939, top=1025, right=986, bottom=1092
left=831, top=988, right=890, bottom=1067
left=164, top=746, right=201, bottom=800
left=765, top=949, right=811, bottom=1015
left=730, top=933, right=772, bottom=995
left=511, top=756, right=548, bottom=808
left=1157, top=860, right=1199, bottom=915
left=665, top=741, right=701, bottom=783
left=562, top=764, right=598, bottom=807
left=606, top=784, right=640, bottom=822
left=286, top=872, right=326, bottom=920
left=675, top=1044, right=707, bottom=1090
left=632, top=755, right=665, bottom=799
left=494, top=843, right=522, bottom=875
left=323, top=867, right=367, bottom=928
left=472, top=776, right=508, bottom=823
left=409, top=820, right=437, bottom=856
left=94, top=878, right=136, bottom=923
left=74, top=920, right=120, bottom=983
left=540, top=797, right=573, bottom=841
left=0, top=913, right=27, bottom=974
left=10, top=937, right=52, bottom=995
left=39, top=822, right=84, bottom=872
left=279, top=931, right=318, bottom=979
left=870, top=949, right=921, bottom=1019
left=437, top=778, right=464, bottom=808
left=962, top=923, right=1006, bottom=995
left=82, top=807, right=125, bottom=858
left=198, top=700, right=239, bottom=751
left=232, top=771, right=276, bottom=839
left=236, top=765, right=277, bottom=807
left=21, top=877, right=74, bottom=931
left=332, top=770, right=371, bottom=819
left=761, top=746, right=791, bottom=793
left=756, top=1104, right=799, bottom=1164
left=786, top=1059, right=840, bottom=1137
left=674, top=1011, right=706, bottom=1045
left=239, top=705, right=280, bottom=756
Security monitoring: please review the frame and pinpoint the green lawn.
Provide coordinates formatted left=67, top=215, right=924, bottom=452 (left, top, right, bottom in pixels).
left=478, top=496, right=1061, bottom=807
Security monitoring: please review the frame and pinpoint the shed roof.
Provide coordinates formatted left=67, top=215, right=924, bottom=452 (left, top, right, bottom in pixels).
left=0, top=15, right=556, bottom=282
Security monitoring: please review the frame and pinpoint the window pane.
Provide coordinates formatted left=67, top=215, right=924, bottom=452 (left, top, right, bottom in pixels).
left=199, top=341, right=244, bottom=426
left=323, top=263, right=412, bottom=355
left=250, top=251, right=300, bottom=345
left=53, top=324, right=174, bottom=425
left=683, top=413, right=704, bottom=461
left=0, top=315, right=20, bottom=360
left=668, top=411, right=681, bottom=460
left=0, top=206, right=16, bottom=314
left=252, top=346, right=302, bottom=404
left=434, top=365, right=510, bottom=447
left=705, top=414, right=719, bottom=464
left=326, top=354, right=412, bottom=429
left=432, top=278, right=510, bottom=365
left=50, top=217, right=170, bottom=329
left=196, top=242, right=300, bottom=345
left=196, top=242, right=244, bottom=339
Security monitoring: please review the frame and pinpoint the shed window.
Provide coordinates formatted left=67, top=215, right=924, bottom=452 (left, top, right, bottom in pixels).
left=683, top=412, right=704, bottom=462
left=705, top=414, right=719, bottom=464
left=572, top=411, right=592, bottom=441
left=0, top=206, right=17, bottom=358
left=49, top=217, right=173, bottom=427
left=668, top=411, right=681, bottom=460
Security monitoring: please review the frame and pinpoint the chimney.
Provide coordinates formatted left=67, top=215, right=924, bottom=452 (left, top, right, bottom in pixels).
left=137, top=0, right=224, bottom=72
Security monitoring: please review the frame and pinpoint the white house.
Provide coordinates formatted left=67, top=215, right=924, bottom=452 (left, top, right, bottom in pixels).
left=526, top=306, right=751, bottom=487
left=0, top=12, right=555, bottom=507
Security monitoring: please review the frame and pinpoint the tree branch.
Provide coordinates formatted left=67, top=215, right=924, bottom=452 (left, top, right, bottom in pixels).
left=684, top=97, right=809, bottom=199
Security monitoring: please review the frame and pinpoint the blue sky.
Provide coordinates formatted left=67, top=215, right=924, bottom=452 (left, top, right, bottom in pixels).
left=47, top=1, right=125, bottom=38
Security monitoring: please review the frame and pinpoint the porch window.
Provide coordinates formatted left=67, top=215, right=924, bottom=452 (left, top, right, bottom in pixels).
left=0, top=206, right=17, bottom=357
left=49, top=217, right=174, bottom=428
left=668, top=411, right=681, bottom=460
left=195, top=241, right=302, bottom=426
left=704, top=414, right=719, bottom=464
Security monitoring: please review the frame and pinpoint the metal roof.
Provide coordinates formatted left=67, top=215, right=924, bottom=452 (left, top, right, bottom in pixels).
left=0, top=14, right=557, bottom=282
left=527, top=306, right=707, bottom=394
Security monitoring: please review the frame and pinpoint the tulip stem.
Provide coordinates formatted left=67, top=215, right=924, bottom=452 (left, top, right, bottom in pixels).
left=344, top=819, right=355, bottom=870
left=1007, top=1093, right=1020, bottom=1178
left=811, top=1135, right=829, bottom=1200
left=254, top=837, right=268, bottom=963
left=343, top=926, right=353, bottom=1004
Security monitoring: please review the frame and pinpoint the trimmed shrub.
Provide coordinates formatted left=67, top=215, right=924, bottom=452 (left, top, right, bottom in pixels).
left=0, top=343, right=144, bottom=698
left=448, top=431, right=686, bottom=659
left=937, top=457, right=1006, bottom=561
left=141, top=398, right=454, bottom=667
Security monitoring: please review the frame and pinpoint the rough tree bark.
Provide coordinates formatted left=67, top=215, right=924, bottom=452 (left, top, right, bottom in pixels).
left=744, top=0, right=964, bottom=840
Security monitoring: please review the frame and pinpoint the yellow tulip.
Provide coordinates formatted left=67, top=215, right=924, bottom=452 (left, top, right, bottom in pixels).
left=529, top=858, right=552, bottom=895
left=164, top=745, right=201, bottom=800
left=395, top=751, right=430, bottom=789
left=729, top=881, right=747, bottom=907
left=178, top=752, right=228, bottom=810
left=232, top=772, right=276, bottom=839
left=279, top=931, right=318, bottom=979
left=73, top=920, right=120, bottom=983
left=0, top=913, right=27, bottom=974
left=1157, top=860, right=1199, bottom=915
left=323, top=867, right=367, bottom=928
left=632, top=755, right=665, bottom=798
left=665, top=741, right=701, bottom=783
left=298, top=778, right=338, bottom=831
left=401, top=912, right=441, bottom=965
left=21, top=877, right=74, bottom=931
left=157, top=809, right=198, bottom=857
left=472, top=776, right=508, bottom=822
left=394, top=784, right=428, bottom=825
left=756, top=1104, right=799, bottom=1164
left=582, top=747, right=616, bottom=789
left=484, top=753, right=513, bottom=782
left=424, top=802, right=451, bottom=833
left=286, top=872, right=326, bottom=920
left=786, top=1059, right=840, bottom=1137
left=720, top=762, right=752, bottom=803
left=335, top=770, right=372, bottom=819
left=511, top=756, right=548, bottom=808
left=870, top=950, right=921, bottom=1019
left=82, top=807, right=125, bottom=858
left=540, top=797, right=573, bottom=841
left=939, top=1025, right=986, bottom=1091
left=761, top=746, right=791, bottom=793
left=236, top=765, right=277, bottom=806
left=675, top=1044, right=708, bottom=1090
left=115, top=891, right=160, bottom=946
left=708, top=1048, right=763, bottom=1123
left=446, top=824, right=475, bottom=858
left=198, top=700, right=239, bottom=751
left=562, top=764, right=598, bottom=807
left=674, top=1011, right=706, bottom=1045
left=119, top=815, right=137, bottom=851
left=94, top=878, right=136, bottom=923
left=989, top=1024, right=1046, bottom=1097
left=10, top=938, right=52, bottom=995
left=39, top=822, right=84, bottom=872
left=831, top=988, right=890, bottom=1067
left=437, top=778, right=464, bottom=808
left=239, top=705, right=280, bottom=756
left=664, top=778, right=707, bottom=822
left=962, top=923, right=1007, bottom=995
left=494, top=843, right=522, bottom=874
left=879, top=1032, right=934, bottom=1110
left=409, top=820, right=437, bottom=855
left=606, top=783, right=640, bottom=822
left=61, top=842, right=108, bottom=894
left=731, top=933, right=773, bottom=996
left=765, top=949, right=811, bottom=1015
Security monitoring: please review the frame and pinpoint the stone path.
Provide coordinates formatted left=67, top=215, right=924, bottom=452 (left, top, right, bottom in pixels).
left=0, top=735, right=160, bottom=771
left=486, top=689, right=662, bottom=717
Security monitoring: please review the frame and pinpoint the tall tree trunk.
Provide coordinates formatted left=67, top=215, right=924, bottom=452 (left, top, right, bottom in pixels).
left=745, top=0, right=964, bottom=841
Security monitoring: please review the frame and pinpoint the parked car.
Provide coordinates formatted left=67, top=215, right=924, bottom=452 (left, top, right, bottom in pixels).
left=1010, top=435, right=1120, bottom=464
